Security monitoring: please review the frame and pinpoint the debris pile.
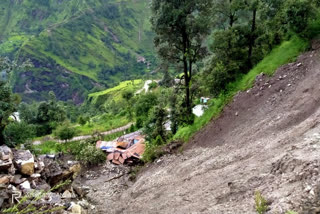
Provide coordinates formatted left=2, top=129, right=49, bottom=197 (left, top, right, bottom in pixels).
left=96, top=131, right=146, bottom=165
left=0, top=145, right=95, bottom=213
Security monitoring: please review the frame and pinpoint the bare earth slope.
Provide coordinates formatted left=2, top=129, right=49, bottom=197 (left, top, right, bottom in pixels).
left=87, top=42, right=320, bottom=214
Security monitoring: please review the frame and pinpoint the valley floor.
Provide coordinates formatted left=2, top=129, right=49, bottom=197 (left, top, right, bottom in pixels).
left=84, top=42, right=320, bottom=213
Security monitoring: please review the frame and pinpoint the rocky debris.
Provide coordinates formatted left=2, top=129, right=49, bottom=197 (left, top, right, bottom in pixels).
left=0, top=146, right=14, bottom=171
left=62, top=190, right=72, bottom=199
left=0, top=147, right=94, bottom=214
left=13, top=150, right=35, bottom=176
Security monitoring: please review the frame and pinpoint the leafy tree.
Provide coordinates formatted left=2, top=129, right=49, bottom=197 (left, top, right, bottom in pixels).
left=151, top=0, right=212, bottom=121
left=148, top=81, right=158, bottom=90
left=4, top=122, right=36, bottom=146
left=18, top=102, right=38, bottom=124
left=0, top=81, right=20, bottom=144
left=160, top=69, right=174, bottom=88
left=77, top=115, right=89, bottom=126
left=35, top=91, right=67, bottom=136
left=122, top=89, right=134, bottom=101
left=144, top=105, right=168, bottom=142
left=212, top=0, right=245, bottom=29
left=203, top=61, right=229, bottom=96
left=0, top=57, right=31, bottom=145
left=284, top=0, right=315, bottom=34
left=134, top=92, right=158, bottom=120
left=54, top=122, right=76, bottom=142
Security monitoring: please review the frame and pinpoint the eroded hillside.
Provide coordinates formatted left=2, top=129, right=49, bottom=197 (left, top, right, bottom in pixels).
left=83, top=42, right=320, bottom=214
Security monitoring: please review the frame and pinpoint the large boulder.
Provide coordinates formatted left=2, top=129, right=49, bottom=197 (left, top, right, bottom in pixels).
left=13, top=150, right=35, bottom=176
left=0, top=146, right=13, bottom=171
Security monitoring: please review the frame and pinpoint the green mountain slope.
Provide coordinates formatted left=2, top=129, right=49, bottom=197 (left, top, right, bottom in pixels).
left=0, top=0, right=155, bottom=103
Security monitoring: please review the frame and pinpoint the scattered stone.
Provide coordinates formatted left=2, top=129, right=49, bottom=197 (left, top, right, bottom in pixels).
left=30, top=173, right=41, bottom=179
left=72, top=183, right=90, bottom=198
left=235, top=112, right=239, bottom=116
left=71, top=204, right=83, bottom=214
left=36, top=182, right=51, bottom=191
left=0, top=146, right=13, bottom=171
left=297, top=63, right=302, bottom=67
left=62, top=190, right=72, bottom=199
left=19, top=180, right=31, bottom=190
left=12, top=174, right=26, bottom=185
left=0, top=175, right=11, bottom=184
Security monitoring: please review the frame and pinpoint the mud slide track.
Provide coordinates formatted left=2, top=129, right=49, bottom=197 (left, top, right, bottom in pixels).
left=89, top=42, right=320, bottom=214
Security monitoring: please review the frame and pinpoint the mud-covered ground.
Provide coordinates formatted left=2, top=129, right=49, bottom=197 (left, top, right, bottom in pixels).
left=83, top=42, right=320, bottom=214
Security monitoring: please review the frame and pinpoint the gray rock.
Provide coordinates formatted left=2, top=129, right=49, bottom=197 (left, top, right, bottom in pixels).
left=62, top=190, right=72, bottom=199
left=13, top=150, right=35, bottom=176
left=12, top=174, right=27, bottom=185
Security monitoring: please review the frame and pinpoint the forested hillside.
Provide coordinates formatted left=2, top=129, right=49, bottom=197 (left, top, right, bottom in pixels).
left=0, top=0, right=155, bottom=103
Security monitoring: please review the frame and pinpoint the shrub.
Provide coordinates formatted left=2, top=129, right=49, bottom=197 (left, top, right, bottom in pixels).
left=255, top=191, right=268, bottom=214
left=77, top=144, right=106, bottom=165
left=77, top=115, right=89, bottom=126
left=284, top=0, right=315, bottom=34
left=54, top=122, right=76, bottom=142
left=204, top=61, right=229, bottom=96
left=4, top=122, right=36, bottom=147
left=142, top=142, right=164, bottom=163
left=136, top=117, right=144, bottom=129
left=148, top=81, right=158, bottom=90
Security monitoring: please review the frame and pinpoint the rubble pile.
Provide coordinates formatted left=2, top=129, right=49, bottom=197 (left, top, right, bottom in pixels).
left=0, top=145, right=94, bottom=214
left=96, top=131, right=146, bottom=165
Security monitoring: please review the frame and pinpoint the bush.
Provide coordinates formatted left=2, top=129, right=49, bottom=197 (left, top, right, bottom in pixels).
left=77, top=115, right=89, bottom=126
left=203, top=61, right=229, bottom=96
left=148, top=81, right=158, bottom=90
left=255, top=191, right=268, bottom=214
left=54, top=122, right=76, bottom=142
left=136, top=117, right=144, bottom=129
left=284, top=0, right=315, bottom=34
left=4, top=122, right=36, bottom=147
left=142, top=142, right=164, bottom=163
left=77, top=144, right=106, bottom=165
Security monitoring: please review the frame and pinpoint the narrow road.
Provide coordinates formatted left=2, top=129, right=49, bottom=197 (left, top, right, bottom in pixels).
left=33, top=123, right=133, bottom=145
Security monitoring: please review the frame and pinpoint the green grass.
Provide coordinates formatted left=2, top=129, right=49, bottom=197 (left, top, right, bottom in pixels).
left=88, top=79, right=143, bottom=105
left=32, top=130, right=128, bottom=155
left=89, top=79, right=142, bottom=97
left=174, top=36, right=308, bottom=142
left=74, top=114, right=130, bottom=136
left=32, top=140, right=79, bottom=155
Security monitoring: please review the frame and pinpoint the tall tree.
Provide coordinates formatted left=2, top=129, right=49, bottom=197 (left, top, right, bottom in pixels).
left=213, top=0, right=245, bottom=29
left=151, top=0, right=211, bottom=122
left=0, top=57, right=31, bottom=144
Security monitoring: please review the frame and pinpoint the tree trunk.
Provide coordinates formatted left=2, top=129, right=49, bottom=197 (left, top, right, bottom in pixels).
left=183, top=58, right=191, bottom=117
left=229, top=0, right=234, bottom=28
left=248, top=8, right=257, bottom=69
left=0, top=126, right=5, bottom=145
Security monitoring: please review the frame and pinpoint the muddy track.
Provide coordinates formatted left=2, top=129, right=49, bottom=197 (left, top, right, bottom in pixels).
left=85, top=42, right=320, bottom=214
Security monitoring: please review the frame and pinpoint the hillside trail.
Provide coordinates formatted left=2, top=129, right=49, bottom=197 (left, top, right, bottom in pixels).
left=84, top=41, right=320, bottom=214
left=32, top=123, right=133, bottom=145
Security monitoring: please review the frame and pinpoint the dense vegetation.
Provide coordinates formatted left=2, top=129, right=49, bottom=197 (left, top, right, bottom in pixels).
left=0, top=0, right=156, bottom=103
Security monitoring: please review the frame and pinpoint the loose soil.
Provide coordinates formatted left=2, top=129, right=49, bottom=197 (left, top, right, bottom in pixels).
left=84, top=41, right=320, bottom=214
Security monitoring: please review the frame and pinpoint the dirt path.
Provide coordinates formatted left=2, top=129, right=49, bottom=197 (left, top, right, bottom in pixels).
left=33, top=123, right=133, bottom=145
left=84, top=42, right=320, bottom=214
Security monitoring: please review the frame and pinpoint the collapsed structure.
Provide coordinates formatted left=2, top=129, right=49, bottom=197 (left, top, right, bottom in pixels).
left=96, top=131, right=146, bottom=165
